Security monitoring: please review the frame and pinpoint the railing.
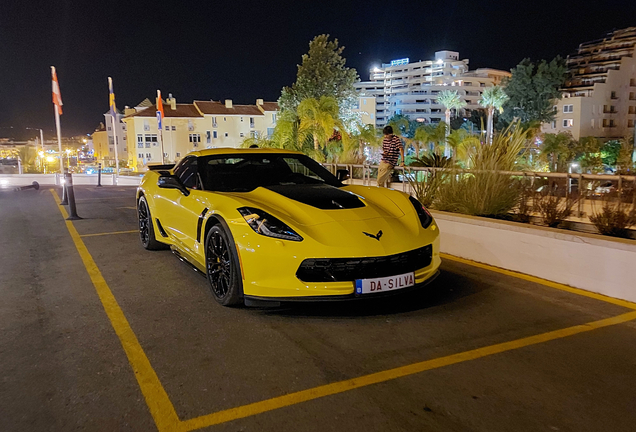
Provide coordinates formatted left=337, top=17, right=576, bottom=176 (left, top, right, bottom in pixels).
left=323, top=164, right=636, bottom=220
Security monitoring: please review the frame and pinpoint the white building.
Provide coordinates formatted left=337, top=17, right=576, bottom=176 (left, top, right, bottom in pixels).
left=121, top=96, right=278, bottom=170
left=542, top=27, right=636, bottom=141
left=354, top=50, right=510, bottom=127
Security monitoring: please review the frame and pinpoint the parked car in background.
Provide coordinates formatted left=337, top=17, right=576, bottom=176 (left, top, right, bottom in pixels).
left=593, top=181, right=616, bottom=196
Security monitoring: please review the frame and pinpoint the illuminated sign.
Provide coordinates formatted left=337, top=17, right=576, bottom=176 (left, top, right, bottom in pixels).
left=390, top=58, right=410, bottom=66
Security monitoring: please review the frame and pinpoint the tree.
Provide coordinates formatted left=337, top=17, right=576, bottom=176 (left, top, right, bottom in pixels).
left=479, top=86, right=509, bottom=145
left=438, top=90, right=467, bottom=156
left=540, top=132, right=578, bottom=172
left=297, top=96, right=343, bottom=156
left=279, top=35, right=359, bottom=118
left=500, top=57, right=567, bottom=125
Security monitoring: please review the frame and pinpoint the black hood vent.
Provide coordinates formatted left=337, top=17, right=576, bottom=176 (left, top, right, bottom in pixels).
left=265, top=184, right=365, bottom=210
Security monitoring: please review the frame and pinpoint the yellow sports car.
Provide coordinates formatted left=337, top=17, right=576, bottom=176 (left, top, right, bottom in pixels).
left=137, top=148, right=441, bottom=306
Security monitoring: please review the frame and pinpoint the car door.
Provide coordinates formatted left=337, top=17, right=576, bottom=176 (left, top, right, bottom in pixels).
left=161, top=156, right=208, bottom=262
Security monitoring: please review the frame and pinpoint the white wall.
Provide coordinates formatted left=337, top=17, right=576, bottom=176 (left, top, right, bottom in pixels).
left=432, top=210, right=636, bottom=303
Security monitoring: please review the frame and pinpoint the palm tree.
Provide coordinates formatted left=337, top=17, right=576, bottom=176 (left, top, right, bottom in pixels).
left=437, top=90, right=467, bottom=157
left=413, top=122, right=447, bottom=156
left=479, top=85, right=509, bottom=145
left=297, top=96, right=342, bottom=154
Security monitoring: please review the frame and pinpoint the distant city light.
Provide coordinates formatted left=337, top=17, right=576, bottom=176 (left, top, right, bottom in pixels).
left=390, top=58, right=409, bottom=66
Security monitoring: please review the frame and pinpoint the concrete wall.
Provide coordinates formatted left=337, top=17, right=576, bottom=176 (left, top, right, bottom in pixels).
left=432, top=210, right=636, bottom=303
left=0, top=174, right=141, bottom=187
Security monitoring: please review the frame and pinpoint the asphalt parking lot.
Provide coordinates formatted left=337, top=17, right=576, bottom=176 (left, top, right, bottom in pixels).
left=2, top=185, right=636, bottom=432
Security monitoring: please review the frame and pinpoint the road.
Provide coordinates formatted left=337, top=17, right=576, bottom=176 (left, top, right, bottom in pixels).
left=1, top=186, right=636, bottom=432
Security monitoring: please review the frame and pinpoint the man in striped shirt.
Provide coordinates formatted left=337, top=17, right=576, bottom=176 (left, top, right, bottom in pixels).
left=377, top=125, right=404, bottom=187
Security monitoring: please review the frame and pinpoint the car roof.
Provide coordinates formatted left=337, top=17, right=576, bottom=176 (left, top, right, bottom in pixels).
left=186, top=148, right=303, bottom=157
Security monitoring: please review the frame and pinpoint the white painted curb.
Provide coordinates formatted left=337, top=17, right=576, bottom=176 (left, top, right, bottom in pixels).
left=432, top=210, right=636, bottom=303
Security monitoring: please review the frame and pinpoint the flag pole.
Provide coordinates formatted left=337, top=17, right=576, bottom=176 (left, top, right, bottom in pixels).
left=54, top=101, right=63, bottom=174
left=108, top=77, right=120, bottom=177
left=51, top=66, right=64, bottom=174
left=157, top=90, right=165, bottom=164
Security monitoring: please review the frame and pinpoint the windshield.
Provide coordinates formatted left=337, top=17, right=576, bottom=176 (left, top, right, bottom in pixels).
left=199, top=153, right=342, bottom=192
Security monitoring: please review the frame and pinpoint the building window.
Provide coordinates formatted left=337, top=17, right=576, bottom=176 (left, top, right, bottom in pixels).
left=224, top=132, right=228, bottom=137
left=143, top=120, right=150, bottom=131
left=629, top=106, right=636, bottom=114
left=628, top=119, right=635, bottom=128
left=251, top=131, right=257, bottom=138
left=176, top=152, right=181, bottom=157
left=171, top=125, right=176, bottom=131
left=249, top=117, right=255, bottom=128
left=107, top=126, right=111, bottom=131
left=213, top=131, right=218, bottom=139
left=138, top=153, right=143, bottom=159
left=272, top=114, right=276, bottom=123
left=239, top=133, right=244, bottom=138
left=552, top=121, right=557, bottom=129
left=165, top=125, right=169, bottom=130
left=145, top=134, right=157, bottom=147
left=188, top=120, right=194, bottom=131
left=591, top=119, right=595, bottom=128
left=206, top=130, right=211, bottom=144
left=563, top=119, right=573, bottom=128
left=611, top=91, right=617, bottom=99
left=223, top=117, right=226, bottom=122
left=145, top=153, right=152, bottom=160
left=212, top=117, right=217, bottom=128
left=137, top=135, right=143, bottom=148
left=189, top=133, right=201, bottom=147
left=602, top=119, right=616, bottom=127
left=240, top=117, right=243, bottom=122
left=267, top=127, right=274, bottom=137
left=563, top=105, right=573, bottom=113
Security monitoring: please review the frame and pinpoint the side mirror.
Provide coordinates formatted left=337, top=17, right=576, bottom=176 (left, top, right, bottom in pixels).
left=336, top=169, right=350, bottom=182
left=158, top=175, right=190, bottom=196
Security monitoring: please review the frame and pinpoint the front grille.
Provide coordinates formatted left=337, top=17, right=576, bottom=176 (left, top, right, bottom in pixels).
left=296, top=244, right=433, bottom=282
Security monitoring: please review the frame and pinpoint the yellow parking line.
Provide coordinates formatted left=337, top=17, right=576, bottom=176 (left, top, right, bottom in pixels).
left=50, top=186, right=636, bottom=432
left=180, top=310, right=636, bottom=431
left=80, top=230, right=138, bottom=238
left=440, top=253, right=636, bottom=311
left=50, top=190, right=183, bottom=432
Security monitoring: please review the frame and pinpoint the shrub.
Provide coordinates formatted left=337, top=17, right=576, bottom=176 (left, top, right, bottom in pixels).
left=429, top=121, right=527, bottom=217
left=407, top=169, right=447, bottom=208
left=533, top=192, right=577, bottom=227
left=589, top=200, right=636, bottom=238
left=433, top=171, right=521, bottom=217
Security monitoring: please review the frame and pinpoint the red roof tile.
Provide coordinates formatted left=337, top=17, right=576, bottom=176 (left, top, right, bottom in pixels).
left=259, top=102, right=279, bottom=112
left=194, top=101, right=264, bottom=116
left=124, top=103, right=203, bottom=118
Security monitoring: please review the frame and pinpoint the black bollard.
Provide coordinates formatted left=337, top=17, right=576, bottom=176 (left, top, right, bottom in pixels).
left=14, top=181, right=40, bottom=192
left=60, top=170, right=69, bottom=205
left=97, top=163, right=102, bottom=187
left=65, top=172, right=82, bottom=220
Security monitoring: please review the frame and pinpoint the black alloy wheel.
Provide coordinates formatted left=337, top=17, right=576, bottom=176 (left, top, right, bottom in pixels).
left=137, top=196, right=166, bottom=250
left=206, top=225, right=242, bottom=306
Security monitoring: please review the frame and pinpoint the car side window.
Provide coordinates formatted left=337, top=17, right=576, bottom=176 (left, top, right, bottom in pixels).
left=174, top=157, right=200, bottom=189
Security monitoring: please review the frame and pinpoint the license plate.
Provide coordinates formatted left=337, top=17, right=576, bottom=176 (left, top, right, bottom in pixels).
left=355, top=272, right=415, bottom=295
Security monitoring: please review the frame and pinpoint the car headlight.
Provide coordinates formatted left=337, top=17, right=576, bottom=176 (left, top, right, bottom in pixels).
left=237, top=207, right=303, bottom=242
left=408, top=196, right=433, bottom=229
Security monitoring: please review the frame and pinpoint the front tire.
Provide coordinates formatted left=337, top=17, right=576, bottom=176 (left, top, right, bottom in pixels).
left=205, top=225, right=242, bottom=306
left=137, top=196, right=167, bottom=250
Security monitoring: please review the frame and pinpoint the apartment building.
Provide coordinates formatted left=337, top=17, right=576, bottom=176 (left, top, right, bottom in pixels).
left=121, top=96, right=278, bottom=170
left=354, top=50, right=510, bottom=127
left=543, top=27, right=636, bottom=140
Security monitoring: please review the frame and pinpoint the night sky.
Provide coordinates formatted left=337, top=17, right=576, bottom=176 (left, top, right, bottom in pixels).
left=2, top=0, right=636, bottom=138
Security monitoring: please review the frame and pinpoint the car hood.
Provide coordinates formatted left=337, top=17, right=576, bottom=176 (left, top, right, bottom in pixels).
left=227, top=184, right=406, bottom=227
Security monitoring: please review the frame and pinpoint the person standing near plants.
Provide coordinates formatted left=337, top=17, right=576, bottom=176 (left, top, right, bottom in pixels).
left=377, top=125, right=404, bottom=188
